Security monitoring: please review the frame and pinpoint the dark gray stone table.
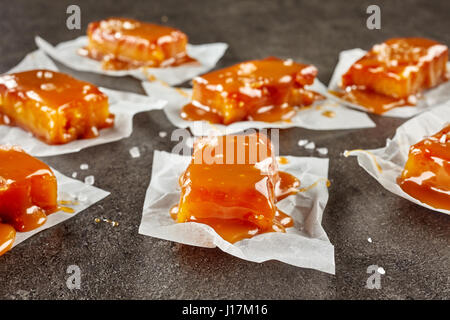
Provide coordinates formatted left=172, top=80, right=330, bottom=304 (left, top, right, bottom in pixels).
left=0, top=0, right=448, bottom=300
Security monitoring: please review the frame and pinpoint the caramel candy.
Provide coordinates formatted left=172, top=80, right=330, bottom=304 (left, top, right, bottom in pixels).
left=83, top=17, right=195, bottom=70
left=340, top=38, right=448, bottom=114
left=398, top=125, right=450, bottom=210
left=0, top=69, right=114, bottom=145
left=181, top=57, right=322, bottom=124
left=0, top=145, right=57, bottom=238
left=172, top=133, right=298, bottom=243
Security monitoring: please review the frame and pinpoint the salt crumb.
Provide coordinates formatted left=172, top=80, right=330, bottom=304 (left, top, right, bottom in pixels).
left=440, top=134, right=446, bottom=144
left=71, top=172, right=77, bottom=178
left=297, top=139, right=308, bottom=147
left=159, top=131, right=167, bottom=138
left=368, top=237, right=372, bottom=243
left=129, top=146, right=141, bottom=158
left=80, top=163, right=89, bottom=170
left=305, top=142, right=315, bottom=150
left=317, top=147, right=328, bottom=155
left=84, top=175, right=95, bottom=186
left=377, top=267, right=386, bottom=275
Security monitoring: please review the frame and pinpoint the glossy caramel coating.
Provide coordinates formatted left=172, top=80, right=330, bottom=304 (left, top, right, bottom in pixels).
left=172, top=133, right=298, bottom=243
left=398, top=125, right=450, bottom=210
left=0, top=146, right=57, bottom=245
left=340, top=38, right=448, bottom=114
left=181, top=57, right=322, bottom=124
left=0, top=223, right=16, bottom=256
left=83, top=17, right=195, bottom=70
left=0, top=69, right=113, bottom=145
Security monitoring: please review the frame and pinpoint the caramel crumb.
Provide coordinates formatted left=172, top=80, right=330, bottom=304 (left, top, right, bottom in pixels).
left=321, top=110, right=336, bottom=118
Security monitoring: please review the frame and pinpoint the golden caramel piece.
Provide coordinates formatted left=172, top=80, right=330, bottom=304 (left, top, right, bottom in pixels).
left=82, top=17, right=196, bottom=70
left=181, top=57, right=323, bottom=124
left=0, top=69, right=114, bottom=145
left=0, top=145, right=58, bottom=256
left=339, top=38, right=448, bottom=114
left=398, top=125, right=450, bottom=210
left=171, top=133, right=299, bottom=243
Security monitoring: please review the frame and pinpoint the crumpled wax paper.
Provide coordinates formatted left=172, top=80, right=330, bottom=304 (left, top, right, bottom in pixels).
left=13, top=169, right=110, bottom=248
left=328, top=48, right=450, bottom=118
left=35, top=36, right=228, bottom=86
left=139, top=150, right=335, bottom=274
left=141, top=79, right=375, bottom=136
left=345, top=102, right=450, bottom=215
left=0, top=50, right=167, bottom=157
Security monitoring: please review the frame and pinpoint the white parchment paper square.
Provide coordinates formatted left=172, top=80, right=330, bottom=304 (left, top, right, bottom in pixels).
left=35, top=36, right=228, bottom=86
left=328, top=48, right=450, bottom=118
left=345, top=102, right=450, bottom=215
left=139, top=150, right=335, bottom=274
left=141, top=79, right=375, bottom=136
left=0, top=50, right=167, bottom=157
left=12, top=169, right=110, bottom=248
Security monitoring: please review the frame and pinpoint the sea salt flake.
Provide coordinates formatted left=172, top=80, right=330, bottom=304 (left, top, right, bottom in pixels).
left=84, top=175, right=95, bottom=186
left=71, top=172, right=77, bottom=178
left=317, top=147, right=328, bottom=155
left=80, top=163, right=89, bottom=170
left=159, top=131, right=167, bottom=138
left=440, top=134, right=446, bottom=144
left=129, top=146, right=141, bottom=158
left=377, top=267, right=386, bottom=275
left=305, top=142, right=315, bottom=150
left=297, top=139, right=308, bottom=147
left=368, top=237, right=372, bottom=243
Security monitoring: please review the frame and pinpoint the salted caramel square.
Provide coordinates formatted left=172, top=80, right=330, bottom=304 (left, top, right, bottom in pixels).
left=342, top=38, right=448, bottom=99
left=0, top=145, right=57, bottom=232
left=0, top=69, right=113, bottom=145
left=84, top=17, right=192, bottom=70
left=182, top=57, right=320, bottom=124
left=173, top=133, right=299, bottom=243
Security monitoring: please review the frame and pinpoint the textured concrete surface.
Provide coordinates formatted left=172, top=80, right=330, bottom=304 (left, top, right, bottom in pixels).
left=0, top=0, right=449, bottom=300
